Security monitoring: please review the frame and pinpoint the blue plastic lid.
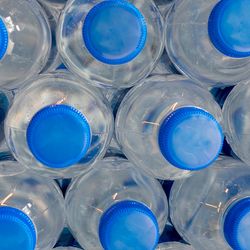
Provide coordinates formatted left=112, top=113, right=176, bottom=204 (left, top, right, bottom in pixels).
left=0, top=206, right=36, bottom=250
left=0, top=17, right=8, bottom=60
left=27, top=104, right=91, bottom=168
left=208, top=0, right=250, bottom=58
left=99, top=200, right=159, bottom=250
left=158, top=107, right=223, bottom=171
left=82, top=0, right=147, bottom=65
left=224, top=198, right=250, bottom=250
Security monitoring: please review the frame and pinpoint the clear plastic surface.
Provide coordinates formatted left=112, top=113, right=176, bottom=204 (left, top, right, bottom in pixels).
left=39, top=1, right=61, bottom=73
left=57, top=0, right=164, bottom=88
left=0, top=160, right=65, bottom=250
left=0, top=0, right=51, bottom=89
left=116, top=75, right=223, bottom=180
left=170, top=157, right=250, bottom=250
left=166, top=0, right=250, bottom=87
left=5, top=72, right=114, bottom=178
left=65, top=157, right=168, bottom=250
left=223, top=80, right=250, bottom=166
left=157, top=242, right=194, bottom=250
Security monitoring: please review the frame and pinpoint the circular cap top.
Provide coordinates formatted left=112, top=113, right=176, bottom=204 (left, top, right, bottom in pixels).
left=99, top=200, right=159, bottom=250
left=208, top=0, right=250, bottom=58
left=224, top=198, right=250, bottom=250
left=0, top=18, right=8, bottom=60
left=82, top=0, right=147, bottom=65
left=27, top=104, right=91, bottom=168
left=0, top=206, right=36, bottom=250
left=158, top=107, right=223, bottom=171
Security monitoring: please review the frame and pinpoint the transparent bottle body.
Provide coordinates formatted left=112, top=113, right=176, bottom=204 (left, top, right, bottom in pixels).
left=116, top=75, right=223, bottom=180
left=0, top=161, right=65, bottom=250
left=0, top=0, right=51, bottom=89
left=65, top=157, right=168, bottom=250
left=170, top=157, right=250, bottom=250
left=39, top=1, right=61, bottom=73
left=223, top=80, right=250, bottom=166
left=157, top=242, right=194, bottom=250
left=165, top=0, right=250, bottom=87
left=5, top=72, right=114, bottom=178
left=57, top=0, right=164, bottom=88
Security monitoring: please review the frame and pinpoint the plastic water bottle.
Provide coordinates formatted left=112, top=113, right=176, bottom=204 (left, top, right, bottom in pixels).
left=223, top=80, right=250, bottom=166
left=170, top=157, right=250, bottom=250
left=39, top=1, right=61, bottom=73
left=65, top=157, right=168, bottom=250
left=57, top=0, right=164, bottom=88
left=165, top=0, right=250, bottom=87
left=5, top=72, right=114, bottom=178
left=157, top=242, right=194, bottom=250
left=0, top=0, right=51, bottom=89
left=0, top=160, right=65, bottom=250
left=116, top=75, right=224, bottom=180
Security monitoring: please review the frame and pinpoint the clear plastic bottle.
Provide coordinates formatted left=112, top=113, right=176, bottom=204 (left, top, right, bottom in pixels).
left=0, top=160, right=65, bottom=250
left=157, top=242, right=194, bottom=250
left=116, top=74, right=224, bottom=180
left=57, top=0, right=164, bottom=88
left=65, top=157, right=168, bottom=250
left=166, top=0, right=250, bottom=87
left=39, top=1, right=61, bottom=73
left=5, top=72, right=114, bottom=178
left=223, top=79, right=250, bottom=166
left=0, top=0, right=51, bottom=89
left=170, top=157, right=250, bottom=250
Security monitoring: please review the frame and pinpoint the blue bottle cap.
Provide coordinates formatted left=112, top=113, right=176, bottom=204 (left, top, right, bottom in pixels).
left=208, top=0, right=250, bottom=58
left=158, top=107, right=223, bottom=171
left=26, top=104, right=91, bottom=168
left=0, top=17, right=8, bottom=60
left=224, top=198, right=250, bottom=250
left=0, top=206, right=36, bottom=250
left=82, top=0, right=147, bottom=65
left=99, top=200, right=159, bottom=250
